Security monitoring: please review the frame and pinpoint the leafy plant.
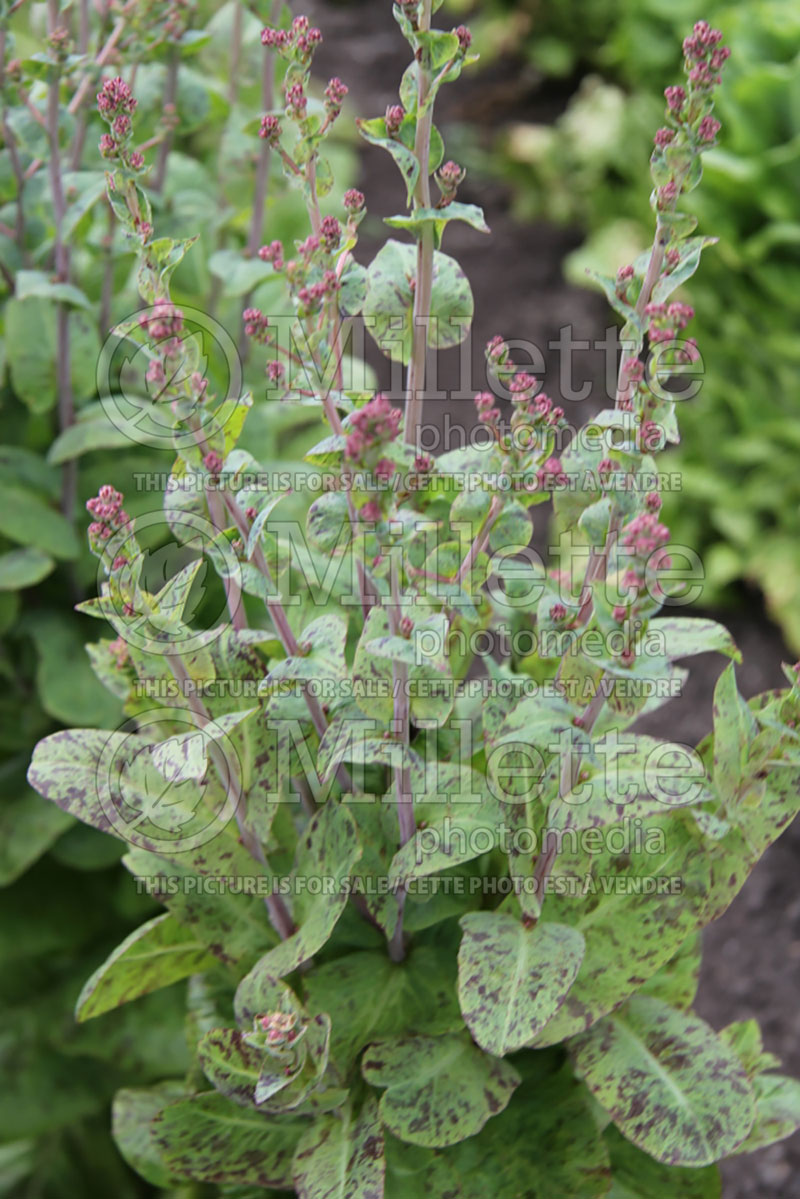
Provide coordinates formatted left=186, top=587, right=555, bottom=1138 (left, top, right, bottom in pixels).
left=18, top=6, right=800, bottom=1198
left=487, top=0, right=800, bottom=648
left=0, top=0, right=358, bottom=1190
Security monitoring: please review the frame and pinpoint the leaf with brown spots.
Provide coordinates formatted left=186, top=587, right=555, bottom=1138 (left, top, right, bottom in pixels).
left=152, top=1091, right=305, bottom=1187
left=603, top=1124, right=721, bottom=1197
left=292, top=1096, right=385, bottom=1199
left=242, top=801, right=361, bottom=980
left=457, top=911, right=585, bottom=1055
left=569, top=995, right=756, bottom=1166
left=112, top=1082, right=187, bottom=1189
left=361, top=1033, right=519, bottom=1148
left=442, top=1058, right=611, bottom=1198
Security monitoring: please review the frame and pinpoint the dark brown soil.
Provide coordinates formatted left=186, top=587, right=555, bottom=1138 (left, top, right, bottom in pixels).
left=309, top=3, right=800, bottom=1192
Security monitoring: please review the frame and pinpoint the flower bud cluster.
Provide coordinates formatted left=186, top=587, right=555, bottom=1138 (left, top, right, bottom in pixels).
left=345, top=394, right=402, bottom=522
left=651, top=23, right=729, bottom=212
left=97, top=77, right=144, bottom=170
left=262, top=14, right=322, bottom=64
left=257, top=1010, right=298, bottom=1047
left=436, top=160, right=465, bottom=206
left=86, top=485, right=131, bottom=560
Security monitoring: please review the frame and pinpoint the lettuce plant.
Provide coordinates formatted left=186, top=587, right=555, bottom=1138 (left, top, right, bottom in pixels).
left=26, top=8, right=800, bottom=1196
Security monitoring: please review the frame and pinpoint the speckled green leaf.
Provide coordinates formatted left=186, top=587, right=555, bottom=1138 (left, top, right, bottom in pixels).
left=388, top=770, right=502, bottom=884
left=551, top=735, right=714, bottom=833
left=731, top=1073, right=800, bottom=1154
left=28, top=728, right=261, bottom=881
left=637, top=932, right=701, bottom=1010
left=239, top=802, right=361, bottom=979
left=292, top=1096, right=385, bottom=1199
left=444, top=1058, right=611, bottom=1198
left=123, top=848, right=276, bottom=968
left=153, top=1091, right=304, bottom=1187
left=362, top=1033, right=519, bottom=1148
left=648, top=618, right=740, bottom=664
left=357, top=118, right=420, bottom=204
left=112, top=1082, right=186, bottom=1189
left=570, top=995, right=756, bottom=1166
left=603, top=1124, right=721, bottom=1198
left=261, top=614, right=348, bottom=696
left=530, top=813, right=712, bottom=1045
left=457, top=912, right=585, bottom=1055
left=718, top=1018, right=781, bottom=1078
left=76, top=912, right=217, bottom=1021
left=198, top=1029, right=280, bottom=1109
left=303, top=946, right=461, bottom=1072
left=363, top=240, right=473, bottom=364
left=712, top=663, right=756, bottom=800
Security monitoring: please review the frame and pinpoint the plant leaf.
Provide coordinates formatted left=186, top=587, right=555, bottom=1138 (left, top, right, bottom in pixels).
left=362, top=1033, right=519, bottom=1148
left=292, top=1096, right=385, bottom=1199
left=153, top=1092, right=304, bottom=1187
left=75, top=912, right=217, bottom=1021
left=570, top=995, right=756, bottom=1166
left=457, top=911, right=585, bottom=1055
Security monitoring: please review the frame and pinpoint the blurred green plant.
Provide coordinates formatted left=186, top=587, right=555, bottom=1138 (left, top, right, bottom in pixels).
left=0, top=1, right=358, bottom=1192
left=479, top=0, right=800, bottom=648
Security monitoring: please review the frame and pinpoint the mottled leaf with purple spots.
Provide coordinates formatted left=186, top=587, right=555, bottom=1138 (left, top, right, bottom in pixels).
left=361, top=1033, right=519, bottom=1148
left=457, top=911, right=585, bottom=1055
left=292, top=1096, right=385, bottom=1199
left=569, top=995, right=756, bottom=1166
left=152, top=1091, right=305, bottom=1187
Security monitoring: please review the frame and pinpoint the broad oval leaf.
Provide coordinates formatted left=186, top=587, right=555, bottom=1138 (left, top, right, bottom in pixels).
left=153, top=1091, right=304, bottom=1187
left=362, top=1033, right=519, bottom=1148
left=457, top=911, right=585, bottom=1055
left=570, top=995, right=756, bottom=1166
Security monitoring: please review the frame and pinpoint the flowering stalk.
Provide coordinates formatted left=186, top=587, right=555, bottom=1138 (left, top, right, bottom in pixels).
left=46, top=1, right=76, bottom=519
left=404, top=0, right=434, bottom=450
left=532, top=22, right=731, bottom=904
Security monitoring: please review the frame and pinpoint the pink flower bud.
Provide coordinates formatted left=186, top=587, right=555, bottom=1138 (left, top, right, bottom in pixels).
left=320, top=215, right=342, bottom=251
left=697, top=115, right=721, bottom=143
left=259, top=114, right=281, bottom=144
left=385, top=105, right=405, bottom=135
left=454, top=25, right=472, bottom=52
left=664, top=85, right=686, bottom=113
left=343, top=188, right=365, bottom=213
left=360, top=500, right=382, bottom=523
left=324, top=76, right=348, bottom=115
